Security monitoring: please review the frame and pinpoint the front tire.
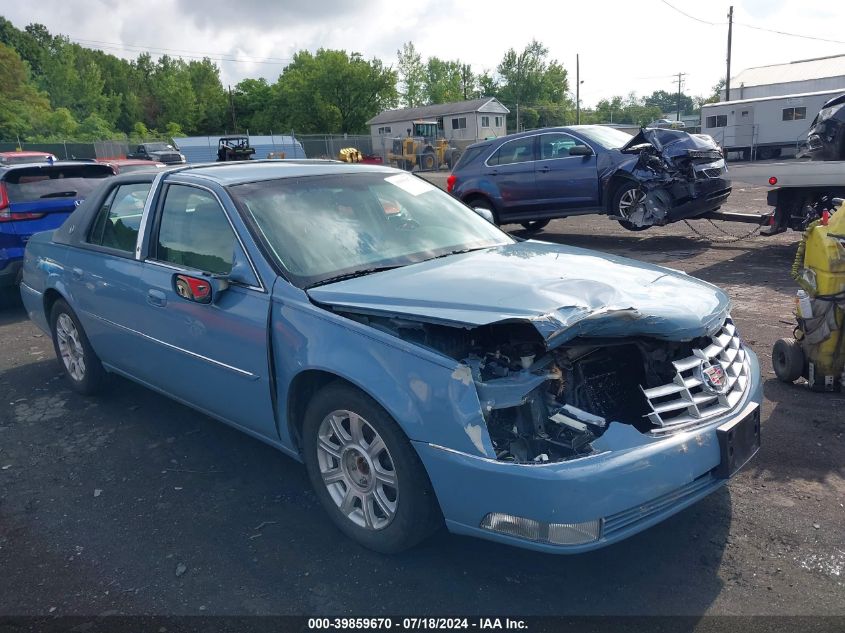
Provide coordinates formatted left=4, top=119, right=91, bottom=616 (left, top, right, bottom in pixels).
left=302, top=382, right=441, bottom=553
left=612, top=182, right=652, bottom=231
left=50, top=299, right=105, bottom=395
left=420, top=151, right=436, bottom=171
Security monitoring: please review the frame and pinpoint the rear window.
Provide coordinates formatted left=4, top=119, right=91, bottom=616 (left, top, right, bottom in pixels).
left=452, top=145, right=488, bottom=171
left=3, top=165, right=113, bottom=203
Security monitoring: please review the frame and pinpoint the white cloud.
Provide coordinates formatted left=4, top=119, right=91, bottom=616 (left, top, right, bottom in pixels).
left=3, top=0, right=844, bottom=105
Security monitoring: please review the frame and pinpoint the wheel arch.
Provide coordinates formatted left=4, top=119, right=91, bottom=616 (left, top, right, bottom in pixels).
left=43, top=287, right=66, bottom=321
left=604, top=173, right=640, bottom=214
left=461, top=192, right=499, bottom=222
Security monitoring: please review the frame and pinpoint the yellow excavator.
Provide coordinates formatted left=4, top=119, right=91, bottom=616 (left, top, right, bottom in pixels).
left=387, top=121, right=461, bottom=171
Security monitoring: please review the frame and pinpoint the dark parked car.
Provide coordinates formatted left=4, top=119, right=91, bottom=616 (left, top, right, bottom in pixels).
left=807, top=93, right=845, bottom=161
left=447, top=125, right=731, bottom=232
left=127, top=142, right=186, bottom=165
left=21, top=161, right=761, bottom=554
left=0, top=161, right=114, bottom=287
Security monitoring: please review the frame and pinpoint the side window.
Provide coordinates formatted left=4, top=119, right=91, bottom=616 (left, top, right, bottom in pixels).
left=155, top=185, right=236, bottom=275
left=492, top=137, right=536, bottom=165
left=539, top=133, right=588, bottom=159
left=88, top=183, right=151, bottom=252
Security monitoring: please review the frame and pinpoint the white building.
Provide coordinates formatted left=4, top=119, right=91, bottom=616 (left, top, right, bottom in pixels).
left=367, top=97, right=510, bottom=152
left=722, top=54, right=845, bottom=101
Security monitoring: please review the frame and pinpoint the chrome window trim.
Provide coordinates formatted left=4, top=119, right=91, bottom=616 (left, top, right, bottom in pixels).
left=134, top=170, right=167, bottom=260
left=482, top=131, right=597, bottom=168
left=144, top=181, right=266, bottom=293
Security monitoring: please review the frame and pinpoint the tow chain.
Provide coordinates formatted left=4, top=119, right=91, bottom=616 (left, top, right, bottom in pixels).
left=682, top=218, right=763, bottom=243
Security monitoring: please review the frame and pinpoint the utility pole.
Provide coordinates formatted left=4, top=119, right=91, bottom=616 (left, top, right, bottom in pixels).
left=576, top=54, right=580, bottom=125
left=725, top=5, right=733, bottom=101
left=676, top=72, right=686, bottom=121
left=228, top=85, right=237, bottom=132
left=516, top=102, right=520, bottom=132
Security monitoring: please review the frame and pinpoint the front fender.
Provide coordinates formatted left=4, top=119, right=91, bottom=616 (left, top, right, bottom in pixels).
left=270, top=294, right=496, bottom=459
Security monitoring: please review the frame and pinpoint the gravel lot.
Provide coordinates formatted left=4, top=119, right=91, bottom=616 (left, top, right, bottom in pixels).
left=1, top=171, right=843, bottom=618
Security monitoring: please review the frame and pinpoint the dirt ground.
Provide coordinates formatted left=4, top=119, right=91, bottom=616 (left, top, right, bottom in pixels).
left=0, top=173, right=843, bottom=619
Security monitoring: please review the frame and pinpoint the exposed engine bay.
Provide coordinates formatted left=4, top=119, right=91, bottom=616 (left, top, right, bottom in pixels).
left=338, top=311, right=716, bottom=464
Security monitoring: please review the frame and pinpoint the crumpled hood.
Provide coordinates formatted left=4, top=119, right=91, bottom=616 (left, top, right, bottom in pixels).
left=621, top=128, right=722, bottom=160
left=307, top=241, right=730, bottom=347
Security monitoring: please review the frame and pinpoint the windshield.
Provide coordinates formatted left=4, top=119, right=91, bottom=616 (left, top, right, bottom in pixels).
left=229, top=171, right=512, bottom=288
left=573, top=125, right=636, bottom=149
left=146, top=143, right=175, bottom=152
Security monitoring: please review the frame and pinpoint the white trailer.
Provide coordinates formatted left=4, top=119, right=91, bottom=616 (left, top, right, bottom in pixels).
left=700, top=88, right=844, bottom=160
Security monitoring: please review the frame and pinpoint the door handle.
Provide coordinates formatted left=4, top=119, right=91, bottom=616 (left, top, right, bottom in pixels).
left=71, top=267, right=83, bottom=281
left=147, top=289, right=167, bottom=307
left=486, top=170, right=498, bottom=176
left=539, top=166, right=551, bottom=173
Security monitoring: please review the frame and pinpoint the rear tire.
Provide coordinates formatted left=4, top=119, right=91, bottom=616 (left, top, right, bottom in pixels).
left=772, top=338, right=804, bottom=383
left=520, top=219, right=550, bottom=233
left=302, top=382, right=441, bottom=553
left=50, top=299, right=105, bottom=395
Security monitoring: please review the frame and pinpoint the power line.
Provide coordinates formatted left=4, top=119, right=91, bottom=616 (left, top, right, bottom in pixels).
left=659, top=0, right=845, bottom=44
left=65, top=36, right=293, bottom=65
left=658, top=0, right=723, bottom=26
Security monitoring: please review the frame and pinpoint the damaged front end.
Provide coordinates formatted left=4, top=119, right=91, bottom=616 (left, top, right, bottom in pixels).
left=609, top=128, right=732, bottom=228
left=337, top=309, right=750, bottom=465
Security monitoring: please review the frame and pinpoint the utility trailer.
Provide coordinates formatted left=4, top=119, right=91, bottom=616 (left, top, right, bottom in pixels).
left=702, top=161, right=845, bottom=234
left=700, top=89, right=844, bottom=161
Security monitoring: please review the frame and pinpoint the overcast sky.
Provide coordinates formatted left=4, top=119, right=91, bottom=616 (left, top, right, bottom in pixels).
left=3, top=0, right=844, bottom=107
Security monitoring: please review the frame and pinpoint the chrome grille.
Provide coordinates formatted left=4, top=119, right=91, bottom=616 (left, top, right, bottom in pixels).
left=642, top=318, right=749, bottom=430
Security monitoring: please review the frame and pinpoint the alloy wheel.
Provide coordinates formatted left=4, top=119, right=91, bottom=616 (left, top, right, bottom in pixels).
left=618, top=188, right=646, bottom=220
left=55, top=313, right=86, bottom=382
left=316, top=409, right=399, bottom=530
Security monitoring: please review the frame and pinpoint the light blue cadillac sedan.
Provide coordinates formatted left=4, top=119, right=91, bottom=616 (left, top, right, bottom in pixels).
left=20, top=161, right=761, bottom=553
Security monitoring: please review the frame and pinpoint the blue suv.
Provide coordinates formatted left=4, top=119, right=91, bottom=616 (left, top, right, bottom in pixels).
left=448, top=125, right=731, bottom=232
left=0, top=161, right=114, bottom=287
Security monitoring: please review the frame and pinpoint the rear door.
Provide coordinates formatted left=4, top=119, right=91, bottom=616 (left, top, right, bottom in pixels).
left=484, top=136, right=537, bottom=219
left=533, top=132, right=599, bottom=211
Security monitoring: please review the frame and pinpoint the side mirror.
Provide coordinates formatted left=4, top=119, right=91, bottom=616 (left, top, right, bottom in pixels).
left=569, top=145, right=593, bottom=157
left=473, top=207, right=495, bottom=224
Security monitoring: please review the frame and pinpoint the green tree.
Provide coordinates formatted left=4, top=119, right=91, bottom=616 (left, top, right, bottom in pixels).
left=396, top=42, right=425, bottom=107
left=496, top=40, right=568, bottom=131
left=459, top=63, right=476, bottom=100
left=187, top=59, right=227, bottom=134
left=0, top=42, right=51, bottom=140
left=77, top=112, right=115, bottom=140
left=424, top=57, right=462, bottom=104
left=233, top=78, right=275, bottom=133
left=275, top=49, right=397, bottom=133
left=644, top=89, right=694, bottom=117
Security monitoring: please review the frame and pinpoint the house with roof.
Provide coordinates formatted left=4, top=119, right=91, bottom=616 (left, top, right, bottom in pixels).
left=366, top=97, right=510, bottom=150
left=722, top=54, right=845, bottom=101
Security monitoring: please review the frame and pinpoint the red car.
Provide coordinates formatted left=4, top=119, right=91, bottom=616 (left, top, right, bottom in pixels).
left=0, top=151, right=58, bottom=166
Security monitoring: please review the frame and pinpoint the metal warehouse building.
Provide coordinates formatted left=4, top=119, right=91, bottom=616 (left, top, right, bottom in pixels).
left=173, top=135, right=307, bottom=163
left=722, top=54, right=845, bottom=101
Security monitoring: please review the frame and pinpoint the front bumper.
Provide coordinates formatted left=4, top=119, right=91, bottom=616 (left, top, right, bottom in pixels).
left=667, top=178, right=732, bottom=222
left=415, top=346, right=761, bottom=553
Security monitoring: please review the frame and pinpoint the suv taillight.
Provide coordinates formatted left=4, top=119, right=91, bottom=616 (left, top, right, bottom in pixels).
left=0, top=182, right=46, bottom=223
left=447, top=174, right=457, bottom=193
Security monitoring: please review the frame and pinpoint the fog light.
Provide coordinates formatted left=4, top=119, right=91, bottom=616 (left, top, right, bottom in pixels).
left=480, top=513, right=602, bottom=545
left=548, top=520, right=602, bottom=545
left=480, top=512, right=543, bottom=541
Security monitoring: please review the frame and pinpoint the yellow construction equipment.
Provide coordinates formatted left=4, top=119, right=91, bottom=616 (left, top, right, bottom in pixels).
left=387, top=121, right=461, bottom=171
left=773, top=200, right=845, bottom=391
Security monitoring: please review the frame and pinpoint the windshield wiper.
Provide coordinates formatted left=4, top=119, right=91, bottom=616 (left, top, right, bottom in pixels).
left=40, top=191, right=78, bottom=199
left=307, top=265, right=403, bottom=289
left=422, top=246, right=491, bottom=262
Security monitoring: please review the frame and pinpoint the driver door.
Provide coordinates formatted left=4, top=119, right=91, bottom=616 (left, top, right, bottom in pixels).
left=136, top=183, right=276, bottom=438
